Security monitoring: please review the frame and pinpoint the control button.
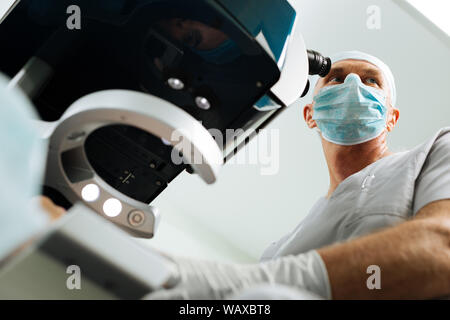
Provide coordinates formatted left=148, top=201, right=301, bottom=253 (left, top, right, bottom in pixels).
left=128, top=210, right=145, bottom=227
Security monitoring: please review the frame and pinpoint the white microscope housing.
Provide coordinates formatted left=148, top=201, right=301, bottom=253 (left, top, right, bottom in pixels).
left=2, top=0, right=330, bottom=237
left=0, top=0, right=333, bottom=299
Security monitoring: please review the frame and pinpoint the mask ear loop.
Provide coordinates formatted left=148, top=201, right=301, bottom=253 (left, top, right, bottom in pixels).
left=314, top=127, right=322, bottom=142
left=383, top=107, right=391, bottom=132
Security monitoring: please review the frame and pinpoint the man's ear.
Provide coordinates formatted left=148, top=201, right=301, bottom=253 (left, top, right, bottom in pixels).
left=303, top=104, right=317, bottom=129
left=386, top=107, right=400, bottom=132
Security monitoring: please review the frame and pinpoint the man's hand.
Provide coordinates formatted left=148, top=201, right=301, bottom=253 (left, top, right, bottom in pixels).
left=318, top=199, right=450, bottom=299
left=147, top=200, right=449, bottom=300
left=31, top=196, right=65, bottom=221
left=146, top=250, right=330, bottom=300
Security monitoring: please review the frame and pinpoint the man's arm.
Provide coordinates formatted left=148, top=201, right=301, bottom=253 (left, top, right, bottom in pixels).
left=146, top=200, right=450, bottom=300
left=148, top=131, right=450, bottom=300
left=318, top=199, right=450, bottom=299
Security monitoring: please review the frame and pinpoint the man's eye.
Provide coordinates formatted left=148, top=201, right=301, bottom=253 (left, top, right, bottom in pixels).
left=329, top=77, right=342, bottom=83
left=365, top=78, right=379, bottom=85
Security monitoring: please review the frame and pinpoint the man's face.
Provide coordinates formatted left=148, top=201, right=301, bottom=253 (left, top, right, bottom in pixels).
left=304, top=59, right=399, bottom=134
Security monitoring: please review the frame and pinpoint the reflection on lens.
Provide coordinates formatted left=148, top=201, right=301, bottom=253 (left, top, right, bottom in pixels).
left=195, top=96, right=211, bottom=110
left=167, top=78, right=185, bottom=90
left=161, top=137, right=171, bottom=145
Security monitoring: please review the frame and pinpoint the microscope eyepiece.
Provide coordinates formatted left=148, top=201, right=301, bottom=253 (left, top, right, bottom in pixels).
left=307, top=50, right=331, bottom=77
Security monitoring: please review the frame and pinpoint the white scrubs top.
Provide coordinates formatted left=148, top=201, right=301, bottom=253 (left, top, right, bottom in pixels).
left=261, top=128, right=450, bottom=261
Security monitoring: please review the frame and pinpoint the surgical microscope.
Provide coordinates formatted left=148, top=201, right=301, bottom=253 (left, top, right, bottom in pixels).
left=0, top=0, right=331, bottom=299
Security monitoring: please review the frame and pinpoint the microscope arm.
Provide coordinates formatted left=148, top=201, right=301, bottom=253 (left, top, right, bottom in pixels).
left=0, top=204, right=178, bottom=299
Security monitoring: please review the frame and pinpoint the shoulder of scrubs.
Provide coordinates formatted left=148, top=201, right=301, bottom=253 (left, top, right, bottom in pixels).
left=0, top=74, right=49, bottom=261
left=413, top=127, right=450, bottom=215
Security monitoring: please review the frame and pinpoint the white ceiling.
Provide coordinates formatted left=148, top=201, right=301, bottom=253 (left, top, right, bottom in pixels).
left=142, top=0, right=450, bottom=262
left=406, top=0, right=450, bottom=35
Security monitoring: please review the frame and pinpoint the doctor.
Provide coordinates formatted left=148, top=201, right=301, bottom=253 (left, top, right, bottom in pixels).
left=148, top=51, right=450, bottom=300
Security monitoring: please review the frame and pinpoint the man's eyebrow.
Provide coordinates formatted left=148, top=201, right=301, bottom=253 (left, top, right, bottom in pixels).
left=326, top=66, right=384, bottom=82
left=328, top=67, right=345, bottom=74
left=328, top=66, right=382, bottom=76
left=361, top=68, right=383, bottom=77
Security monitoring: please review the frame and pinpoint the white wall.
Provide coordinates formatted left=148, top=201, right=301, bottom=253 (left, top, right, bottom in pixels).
left=141, top=0, right=450, bottom=262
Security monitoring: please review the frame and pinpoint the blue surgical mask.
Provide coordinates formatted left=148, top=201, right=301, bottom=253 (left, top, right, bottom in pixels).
left=312, top=73, right=388, bottom=146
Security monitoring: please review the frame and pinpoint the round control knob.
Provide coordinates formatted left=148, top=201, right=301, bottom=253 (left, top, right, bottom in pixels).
left=128, top=210, right=146, bottom=227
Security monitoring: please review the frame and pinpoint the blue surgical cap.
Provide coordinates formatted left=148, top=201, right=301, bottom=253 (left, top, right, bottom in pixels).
left=310, top=51, right=397, bottom=107
left=0, top=74, right=49, bottom=261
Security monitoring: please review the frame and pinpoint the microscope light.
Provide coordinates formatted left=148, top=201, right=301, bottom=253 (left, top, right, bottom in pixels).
left=103, top=198, right=122, bottom=217
left=81, top=184, right=100, bottom=202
